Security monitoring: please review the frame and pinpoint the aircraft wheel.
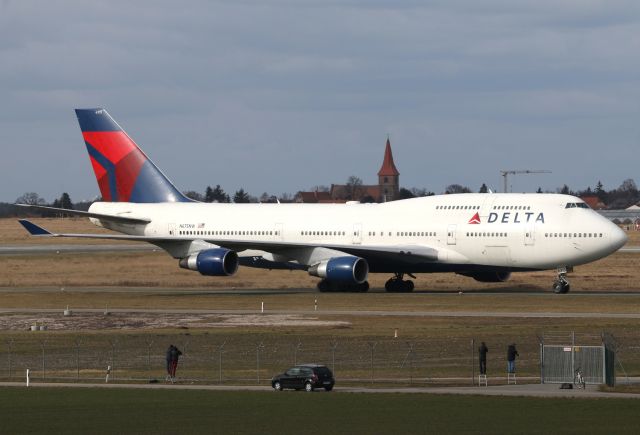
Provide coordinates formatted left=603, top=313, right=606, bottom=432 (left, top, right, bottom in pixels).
left=406, top=280, right=415, bottom=292
left=385, top=278, right=399, bottom=292
left=553, top=280, right=570, bottom=294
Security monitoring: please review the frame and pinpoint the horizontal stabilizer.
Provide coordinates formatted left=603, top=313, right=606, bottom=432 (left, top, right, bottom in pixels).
left=15, top=204, right=151, bottom=225
left=18, top=219, right=52, bottom=236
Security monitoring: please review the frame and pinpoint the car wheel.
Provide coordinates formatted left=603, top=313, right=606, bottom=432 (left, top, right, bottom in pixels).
left=304, top=382, right=314, bottom=392
left=324, top=385, right=333, bottom=392
left=273, top=381, right=282, bottom=391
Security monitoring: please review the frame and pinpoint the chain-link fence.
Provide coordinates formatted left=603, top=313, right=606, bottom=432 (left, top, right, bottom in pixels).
left=0, top=333, right=544, bottom=385
left=1, top=332, right=629, bottom=386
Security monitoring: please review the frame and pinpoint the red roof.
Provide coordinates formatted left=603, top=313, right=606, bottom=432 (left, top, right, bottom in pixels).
left=377, top=138, right=399, bottom=177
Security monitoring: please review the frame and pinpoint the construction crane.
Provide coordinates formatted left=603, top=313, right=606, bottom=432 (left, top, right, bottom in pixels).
left=500, top=170, right=552, bottom=193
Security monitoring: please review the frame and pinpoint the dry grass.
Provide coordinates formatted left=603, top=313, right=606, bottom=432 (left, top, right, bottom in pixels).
left=0, top=218, right=129, bottom=245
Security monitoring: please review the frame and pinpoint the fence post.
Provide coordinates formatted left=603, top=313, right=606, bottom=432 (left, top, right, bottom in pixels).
left=109, top=339, right=118, bottom=381
left=367, top=341, right=377, bottom=385
left=330, top=341, right=338, bottom=378
left=538, top=334, right=544, bottom=384
left=405, top=342, right=414, bottom=386
left=146, top=340, right=154, bottom=382
left=294, top=341, right=302, bottom=366
left=181, top=339, right=190, bottom=381
left=40, top=340, right=47, bottom=381
left=6, top=338, right=14, bottom=380
left=217, top=341, right=226, bottom=384
left=75, top=337, right=83, bottom=381
left=256, top=341, right=264, bottom=384
left=471, top=339, right=475, bottom=386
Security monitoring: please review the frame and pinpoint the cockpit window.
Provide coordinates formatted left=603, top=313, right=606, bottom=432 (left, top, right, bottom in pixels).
left=565, top=202, right=590, bottom=209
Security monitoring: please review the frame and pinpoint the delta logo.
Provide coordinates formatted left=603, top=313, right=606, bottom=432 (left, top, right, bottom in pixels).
left=468, top=212, right=481, bottom=224
left=467, top=212, right=546, bottom=224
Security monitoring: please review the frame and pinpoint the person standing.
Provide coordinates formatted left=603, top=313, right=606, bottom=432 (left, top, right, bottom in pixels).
left=507, top=343, right=519, bottom=373
left=165, top=345, right=175, bottom=382
left=169, top=345, right=183, bottom=383
left=478, top=342, right=488, bottom=375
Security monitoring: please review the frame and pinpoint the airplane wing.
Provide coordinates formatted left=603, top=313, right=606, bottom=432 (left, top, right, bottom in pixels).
left=18, top=219, right=439, bottom=264
left=15, top=204, right=151, bottom=225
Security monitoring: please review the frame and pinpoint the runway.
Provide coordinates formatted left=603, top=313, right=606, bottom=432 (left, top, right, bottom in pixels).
left=2, top=306, right=640, bottom=319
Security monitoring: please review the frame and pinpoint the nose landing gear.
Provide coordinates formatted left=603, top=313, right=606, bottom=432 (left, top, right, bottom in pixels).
left=385, top=273, right=415, bottom=293
left=553, top=267, right=571, bottom=294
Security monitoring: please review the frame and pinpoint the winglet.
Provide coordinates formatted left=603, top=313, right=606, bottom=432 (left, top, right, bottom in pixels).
left=18, top=220, right=53, bottom=236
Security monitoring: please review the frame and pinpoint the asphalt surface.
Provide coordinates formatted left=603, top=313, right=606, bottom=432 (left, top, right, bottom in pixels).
left=1, top=306, right=639, bottom=319
left=0, top=381, right=638, bottom=399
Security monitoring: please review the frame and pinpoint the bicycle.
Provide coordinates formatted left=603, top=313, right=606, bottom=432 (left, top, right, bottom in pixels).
left=574, top=368, right=586, bottom=389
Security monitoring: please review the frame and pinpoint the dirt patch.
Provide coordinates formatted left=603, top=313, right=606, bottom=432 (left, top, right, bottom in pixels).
left=0, top=313, right=350, bottom=331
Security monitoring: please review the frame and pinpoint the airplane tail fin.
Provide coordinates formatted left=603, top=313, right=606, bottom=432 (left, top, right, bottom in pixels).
left=75, top=108, right=190, bottom=203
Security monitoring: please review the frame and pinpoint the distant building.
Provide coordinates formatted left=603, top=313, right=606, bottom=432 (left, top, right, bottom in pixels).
left=295, top=138, right=401, bottom=203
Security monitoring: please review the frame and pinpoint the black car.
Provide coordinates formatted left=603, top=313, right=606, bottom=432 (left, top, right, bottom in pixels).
left=271, top=364, right=335, bottom=392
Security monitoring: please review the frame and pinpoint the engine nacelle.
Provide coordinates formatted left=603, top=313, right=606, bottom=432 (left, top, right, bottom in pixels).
left=308, top=256, right=368, bottom=284
left=179, top=248, right=239, bottom=276
left=460, top=271, right=512, bottom=283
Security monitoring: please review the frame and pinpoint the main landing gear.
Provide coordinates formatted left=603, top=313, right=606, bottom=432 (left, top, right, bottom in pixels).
left=317, top=279, right=370, bottom=293
left=385, top=273, right=415, bottom=293
left=553, top=267, right=571, bottom=294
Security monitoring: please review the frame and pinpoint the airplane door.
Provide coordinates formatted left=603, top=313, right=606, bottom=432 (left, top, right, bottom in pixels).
left=168, top=223, right=176, bottom=236
left=352, top=223, right=363, bottom=245
left=447, top=224, right=457, bottom=245
left=525, top=223, right=535, bottom=246
left=275, top=223, right=284, bottom=241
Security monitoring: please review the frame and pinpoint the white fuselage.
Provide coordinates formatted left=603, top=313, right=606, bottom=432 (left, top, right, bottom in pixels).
left=89, top=193, right=626, bottom=273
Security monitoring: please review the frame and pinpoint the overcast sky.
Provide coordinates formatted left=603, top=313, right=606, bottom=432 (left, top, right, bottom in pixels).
left=1, top=0, right=639, bottom=202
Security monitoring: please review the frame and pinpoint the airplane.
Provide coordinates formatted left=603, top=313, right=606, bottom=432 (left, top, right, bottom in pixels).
left=18, top=108, right=628, bottom=294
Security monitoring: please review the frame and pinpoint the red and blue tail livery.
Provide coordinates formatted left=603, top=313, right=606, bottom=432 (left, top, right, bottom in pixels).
left=75, top=108, right=190, bottom=203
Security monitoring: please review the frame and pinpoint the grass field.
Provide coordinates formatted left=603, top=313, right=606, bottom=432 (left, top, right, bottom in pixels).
left=1, top=387, right=640, bottom=435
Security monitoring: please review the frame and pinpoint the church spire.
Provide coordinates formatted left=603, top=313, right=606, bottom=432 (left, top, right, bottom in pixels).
left=377, top=137, right=400, bottom=177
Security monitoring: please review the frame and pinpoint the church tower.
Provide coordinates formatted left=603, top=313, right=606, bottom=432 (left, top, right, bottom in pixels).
left=377, top=137, right=400, bottom=202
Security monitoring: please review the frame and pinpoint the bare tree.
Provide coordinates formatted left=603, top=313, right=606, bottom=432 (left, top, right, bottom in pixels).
left=445, top=184, right=471, bottom=194
left=345, top=176, right=364, bottom=200
left=16, top=192, right=45, bottom=205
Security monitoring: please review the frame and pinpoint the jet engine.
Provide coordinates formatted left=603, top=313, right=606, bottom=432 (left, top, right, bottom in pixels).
left=460, top=271, right=512, bottom=282
left=308, top=256, right=369, bottom=284
left=179, top=248, right=239, bottom=276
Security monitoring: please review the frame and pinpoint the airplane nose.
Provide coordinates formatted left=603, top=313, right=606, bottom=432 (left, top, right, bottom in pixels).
left=609, top=222, right=628, bottom=251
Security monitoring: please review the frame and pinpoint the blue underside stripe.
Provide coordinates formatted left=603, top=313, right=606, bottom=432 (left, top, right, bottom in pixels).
left=85, top=141, right=118, bottom=201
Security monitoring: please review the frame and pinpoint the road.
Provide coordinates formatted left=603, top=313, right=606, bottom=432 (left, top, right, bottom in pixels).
left=0, top=381, right=638, bottom=399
